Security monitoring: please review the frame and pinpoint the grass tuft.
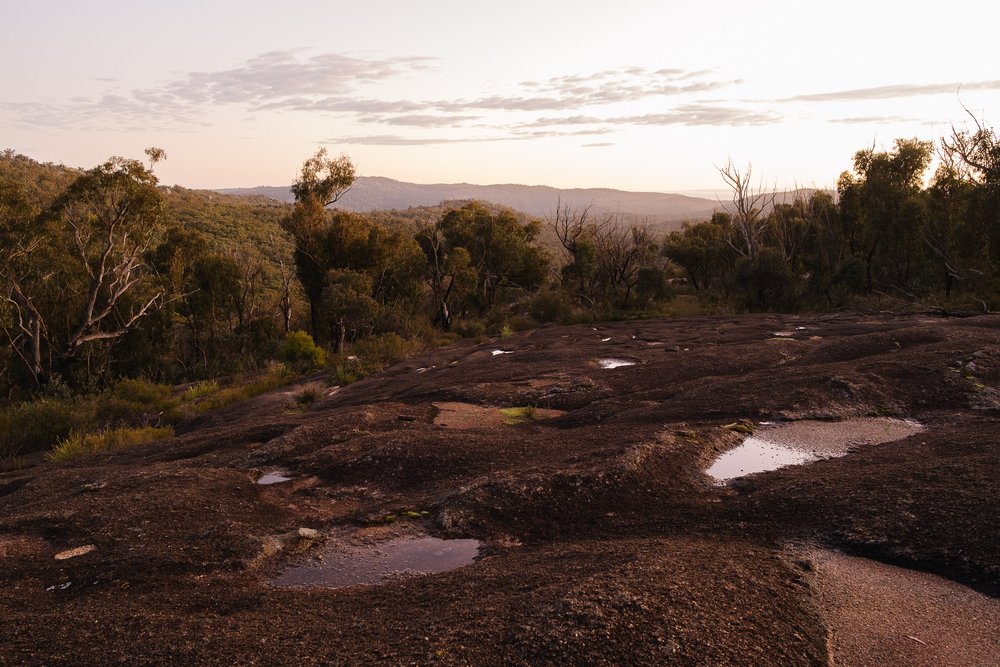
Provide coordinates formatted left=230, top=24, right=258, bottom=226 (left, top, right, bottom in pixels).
left=48, top=426, right=174, bottom=462
left=499, top=405, right=538, bottom=425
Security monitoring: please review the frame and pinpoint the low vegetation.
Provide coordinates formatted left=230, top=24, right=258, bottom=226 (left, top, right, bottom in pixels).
left=48, top=425, right=174, bottom=462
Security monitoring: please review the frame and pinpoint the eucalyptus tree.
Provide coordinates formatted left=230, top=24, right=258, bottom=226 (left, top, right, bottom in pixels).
left=282, top=149, right=360, bottom=340
left=837, top=139, right=933, bottom=293
left=0, top=150, right=167, bottom=387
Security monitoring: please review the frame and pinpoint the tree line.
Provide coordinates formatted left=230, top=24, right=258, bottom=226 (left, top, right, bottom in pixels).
left=1, top=115, right=998, bottom=398
left=664, top=121, right=1000, bottom=312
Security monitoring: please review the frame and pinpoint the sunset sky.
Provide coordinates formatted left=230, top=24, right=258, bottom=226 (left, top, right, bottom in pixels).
left=3, top=0, right=999, bottom=194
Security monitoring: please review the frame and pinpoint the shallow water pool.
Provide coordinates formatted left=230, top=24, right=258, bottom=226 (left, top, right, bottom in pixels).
left=273, top=536, right=482, bottom=588
left=707, top=418, right=923, bottom=483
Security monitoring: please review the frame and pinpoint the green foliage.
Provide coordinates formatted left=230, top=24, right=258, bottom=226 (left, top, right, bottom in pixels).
left=435, top=201, right=550, bottom=313
left=48, top=426, right=174, bottom=462
left=353, top=332, right=418, bottom=365
left=528, top=288, right=572, bottom=323
left=291, top=148, right=356, bottom=206
left=499, top=405, right=537, bottom=424
left=0, top=399, right=81, bottom=459
left=452, top=319, right=487, bottom=339
left=734, top=247, right=800, bottom=311
left=185, top=364, right=297, bottom=413
left=182, top=380, right=220, bottom=401
left=724, top=419, right=756, bottom=435
left=278, top=331, right=326, bottom=369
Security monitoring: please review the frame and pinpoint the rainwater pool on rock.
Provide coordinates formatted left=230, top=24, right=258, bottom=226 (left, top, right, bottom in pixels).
left=257, top=470, right=293, bottom=485
left=707, top=418, right=923, bottom=483
left=598, top=358, right=636, bottom=369
left=272, top=536, right=482, bottom=588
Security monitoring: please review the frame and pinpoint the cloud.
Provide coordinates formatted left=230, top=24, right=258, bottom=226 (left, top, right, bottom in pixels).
left=514, top=104, right=781, bottom=129
left=613, top=105, right=781, bottom=126
left=2, top=51, right=433, bottom=131
left=3, top=53, right=755, bottom=138
left=326, top=134, right=516, bottom=146
left=364, top=114, right=483, bottom=127
left=164, top=51, right=433, bottom=106
left=330, top=127, right=613, bottom=146
left=583, top=142, right=614, bottom=148
left=457, top=67, right=735, bottom=112
left=785, top=80, right=1000, bottom=102
left=829, top=115, right=923, bottom=124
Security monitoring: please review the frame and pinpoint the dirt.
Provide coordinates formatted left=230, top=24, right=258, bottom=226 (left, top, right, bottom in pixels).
left=1, top=313, right=999, bottom=665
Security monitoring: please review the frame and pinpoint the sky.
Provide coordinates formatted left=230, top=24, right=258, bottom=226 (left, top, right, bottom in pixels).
left=3, top=0, right=1000, bottom=194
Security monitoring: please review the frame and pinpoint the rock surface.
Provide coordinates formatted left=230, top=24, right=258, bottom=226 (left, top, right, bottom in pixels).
left=1, top=313, right=998, bottom=665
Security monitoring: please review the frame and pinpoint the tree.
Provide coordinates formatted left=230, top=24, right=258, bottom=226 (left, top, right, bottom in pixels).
left=436, top=202, right=549, bottom=311
left=718, top=159, right=776, bottom=258
left=283, top=150, right=359, bottom=339
left=0, top=152, right=167, bottom=387
left=837, top=139, right=933, bottom=292
left=418, top=226, right=476, bottom=329
left=662, top=215, right=735, bottom=292
left=291, top=148, right=356, bottom=206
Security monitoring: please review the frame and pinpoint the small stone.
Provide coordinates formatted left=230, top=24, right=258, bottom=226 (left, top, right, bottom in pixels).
left=79, top=482, right=107, bottom=492
left=54, top=544, right=96, bottom=560
left=296, top=528, right=321, bottom=540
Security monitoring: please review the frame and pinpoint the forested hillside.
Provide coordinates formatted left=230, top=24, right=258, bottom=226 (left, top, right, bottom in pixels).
left=2, top=116, right=999, bottom=461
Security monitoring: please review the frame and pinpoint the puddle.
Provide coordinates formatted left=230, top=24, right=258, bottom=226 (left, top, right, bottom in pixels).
left=601, top=337, right=612, bottom=342
left=273, top=536, right=481, bottom=588
left=598, top=358, right=636, bottom=369
left=491, top=349, right=513, bottom=356
left=257, top=470, right=293, bottom=485
left=707, top=418, right=923, bottom=483
left=772, top=331, right=795, bottom=337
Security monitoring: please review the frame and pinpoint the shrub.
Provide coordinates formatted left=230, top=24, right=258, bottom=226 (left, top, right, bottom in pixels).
left=278, top=331, right=326, bottom=370
left=353, top=332, right=417, bottom=366
left=452, top=319, right=486, bottom=339
left=295, top=381, right=326, bottom=405
left=529, top=289, right=570, bottom=323
left=0, top=399, right=81, bottom=459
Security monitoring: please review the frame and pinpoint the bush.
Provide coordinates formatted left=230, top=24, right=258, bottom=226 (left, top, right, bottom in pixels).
left=529, top=289, right=571, bottom=323
left=295, top=381, right=326, bottom=405
left=353, top=332, right=417, bottom=366
left=278, top=331, right=326, bottom=370
left=0, top=399, right=81, bottom=459
left=452, top=319, right=487, bottom=339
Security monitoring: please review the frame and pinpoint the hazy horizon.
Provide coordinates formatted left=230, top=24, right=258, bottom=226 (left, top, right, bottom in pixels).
left=4, top=1, right=999, bottom=193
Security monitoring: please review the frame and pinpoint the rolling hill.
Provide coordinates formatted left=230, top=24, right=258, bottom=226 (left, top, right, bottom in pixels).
left=217, top=177, right=725, bottom=227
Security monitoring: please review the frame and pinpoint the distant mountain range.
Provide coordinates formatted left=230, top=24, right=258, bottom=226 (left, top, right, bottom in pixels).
left=217, top=177, right=726, bottom=227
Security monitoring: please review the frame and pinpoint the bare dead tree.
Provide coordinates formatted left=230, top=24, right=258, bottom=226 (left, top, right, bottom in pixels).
left=939, top=107, right=999, bottom=185
left=718, top=159, right=777, bottom=258
left=551, top=199, right=593, bottom=259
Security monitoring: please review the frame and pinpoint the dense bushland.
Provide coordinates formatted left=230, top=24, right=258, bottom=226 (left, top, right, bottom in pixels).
left=2, top=116, right=998, bottom=460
